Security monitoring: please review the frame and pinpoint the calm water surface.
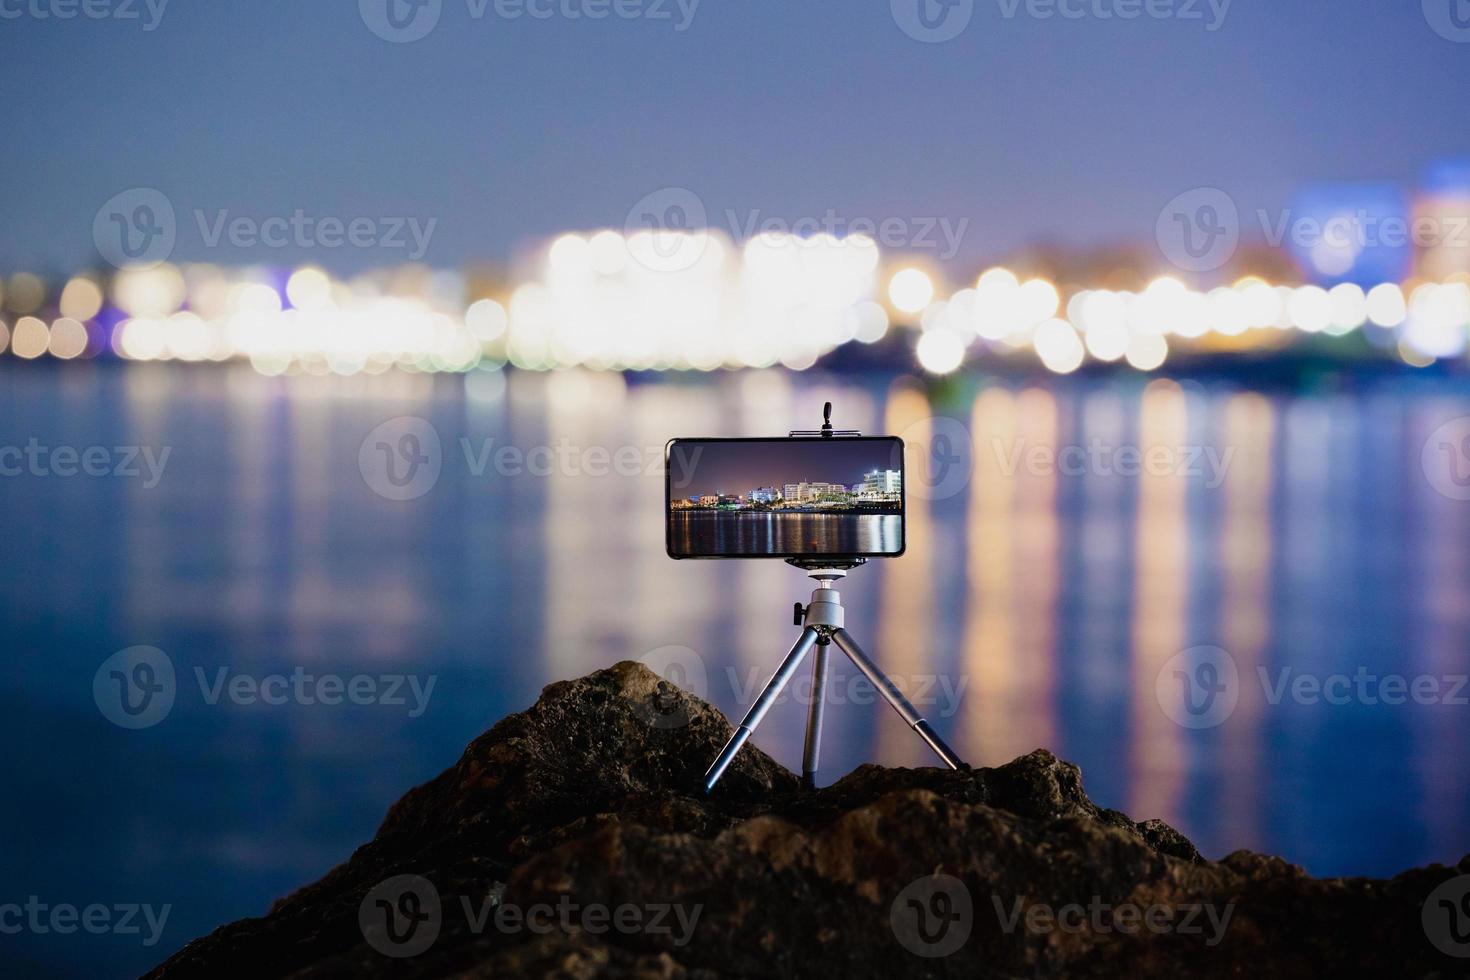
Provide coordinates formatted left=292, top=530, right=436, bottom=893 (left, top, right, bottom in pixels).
left=2, top=362, right=1469, bottom=976
left=669, top=511, right=902, bottom=556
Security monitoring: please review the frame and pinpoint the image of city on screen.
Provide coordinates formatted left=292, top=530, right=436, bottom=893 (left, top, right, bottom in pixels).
left=666, top=438, right=905, bottom=558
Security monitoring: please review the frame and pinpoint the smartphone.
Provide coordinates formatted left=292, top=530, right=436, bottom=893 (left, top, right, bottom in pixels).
left=665, top=436, right=906, bottom=559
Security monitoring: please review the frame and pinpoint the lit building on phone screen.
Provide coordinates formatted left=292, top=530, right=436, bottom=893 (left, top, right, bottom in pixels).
left=858, top=469, right=902, bottom=501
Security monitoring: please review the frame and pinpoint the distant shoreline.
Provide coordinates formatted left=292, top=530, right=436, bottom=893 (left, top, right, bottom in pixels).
left=671, top=506, right=903, bottom=516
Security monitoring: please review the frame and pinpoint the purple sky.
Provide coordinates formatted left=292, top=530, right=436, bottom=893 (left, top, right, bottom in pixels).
left=4, top=3, right=1468, bottom=274
left=669, top=439, right=903, bottom=498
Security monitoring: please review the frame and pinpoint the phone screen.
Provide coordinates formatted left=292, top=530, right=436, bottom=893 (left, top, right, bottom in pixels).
left=665, top=437, right=906, bottom=559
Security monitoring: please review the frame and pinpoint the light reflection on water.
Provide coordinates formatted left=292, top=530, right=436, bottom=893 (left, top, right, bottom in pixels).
left=2, top=362, right=1469, bottom=976
left=668, top=512, right=902, bottom=557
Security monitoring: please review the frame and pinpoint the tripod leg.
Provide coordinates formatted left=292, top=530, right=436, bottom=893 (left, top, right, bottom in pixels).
left=801, top=637, right=831, bottom=791
left=703, top=628, right=820, bottom=794
left=830, top=628, right=965, bottom=771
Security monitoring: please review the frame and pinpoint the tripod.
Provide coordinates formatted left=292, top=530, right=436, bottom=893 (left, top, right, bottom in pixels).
left=703, top=561, right=966, bottom=793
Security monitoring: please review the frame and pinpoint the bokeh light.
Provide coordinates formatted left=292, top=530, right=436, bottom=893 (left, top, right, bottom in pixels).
left=1035, top=318, right=1085, bottom=374
left=888, top=268, right=934, bottom=315
left=466, top=299, right=509, bottom=343
left=915, top=329, right=965, bottom=374
left=0, top=238, right=1462, bottom=377
left=11, top=316, right=49, bottom=359
left=47, top=318, right=89, bottom=360
left=6, top=272, right=45, bottom=314
left=1366, top=283, right=1407, bottom=327
left=59, top=278, right=104, bottom=321
left=1125, top=332, right=1169, bottom=371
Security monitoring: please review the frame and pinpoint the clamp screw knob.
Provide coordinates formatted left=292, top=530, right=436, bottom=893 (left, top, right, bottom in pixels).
left=793, top=602, right=806, bottom=626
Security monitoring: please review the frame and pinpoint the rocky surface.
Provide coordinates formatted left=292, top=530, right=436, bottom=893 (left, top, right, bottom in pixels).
left=146, top=662, right=1469, bottom=978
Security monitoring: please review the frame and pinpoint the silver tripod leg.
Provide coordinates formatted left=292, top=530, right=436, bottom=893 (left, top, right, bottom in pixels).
left=830, top=628, right=965, bottom=770
left=703, top=628, right=819, bottom=793
left=801, top=638, right=831, bottom=790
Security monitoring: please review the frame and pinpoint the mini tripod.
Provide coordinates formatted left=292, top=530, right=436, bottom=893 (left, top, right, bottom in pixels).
left=702, top=404, right=966, bottom=794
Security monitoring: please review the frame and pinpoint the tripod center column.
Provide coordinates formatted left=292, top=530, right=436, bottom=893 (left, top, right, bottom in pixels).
left=804, top=585, right=845, bottom=630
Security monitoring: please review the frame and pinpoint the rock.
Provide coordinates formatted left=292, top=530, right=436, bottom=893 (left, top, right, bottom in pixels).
left=145, top=661, right=1469, bottom=978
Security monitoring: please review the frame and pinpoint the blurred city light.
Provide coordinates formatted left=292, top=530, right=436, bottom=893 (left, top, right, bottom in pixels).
left=888, top=267, right=934, bottom=315
left=2, top=223, right=1469, bottom=376
left=915, top=328, right=965, bottom=374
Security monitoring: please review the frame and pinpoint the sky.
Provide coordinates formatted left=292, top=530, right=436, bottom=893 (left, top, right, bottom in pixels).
left=670, top=438, right=904, bottom=497
left=3, top=1, right=1469, bottom=274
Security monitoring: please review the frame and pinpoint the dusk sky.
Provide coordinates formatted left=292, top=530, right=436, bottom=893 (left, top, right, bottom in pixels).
left=670, top=438, right=904, bottom=497
left=4, top=2, right=1469, bottom=274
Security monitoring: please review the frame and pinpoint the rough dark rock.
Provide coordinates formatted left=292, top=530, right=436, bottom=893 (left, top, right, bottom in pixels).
left=145, top=662, right=1470, bottom=978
